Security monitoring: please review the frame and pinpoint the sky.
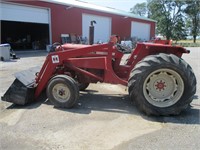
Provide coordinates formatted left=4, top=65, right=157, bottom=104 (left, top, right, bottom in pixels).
left=79, top=0, right=147, bottom=12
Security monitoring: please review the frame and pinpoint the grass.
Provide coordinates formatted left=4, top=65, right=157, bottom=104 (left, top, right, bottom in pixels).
left=173, top=39, right=200, bottom=47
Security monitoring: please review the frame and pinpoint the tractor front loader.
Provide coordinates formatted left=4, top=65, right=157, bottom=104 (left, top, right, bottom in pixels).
left=1, top=36, right=196, bottom=116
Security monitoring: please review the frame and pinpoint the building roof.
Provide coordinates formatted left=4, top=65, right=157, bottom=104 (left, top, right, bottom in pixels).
left=41, top=0, right=156, bottom=22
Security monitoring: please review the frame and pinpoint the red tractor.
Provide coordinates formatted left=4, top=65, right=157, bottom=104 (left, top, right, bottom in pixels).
left=2, top=36, right=196, bottom=116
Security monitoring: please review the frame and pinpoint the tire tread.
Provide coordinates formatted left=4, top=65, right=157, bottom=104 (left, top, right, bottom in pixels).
left=128, top=53, right=196, bottom=116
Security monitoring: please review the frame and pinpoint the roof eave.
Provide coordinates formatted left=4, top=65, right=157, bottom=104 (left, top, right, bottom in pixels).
left=40, top=0, right=156, bottom=22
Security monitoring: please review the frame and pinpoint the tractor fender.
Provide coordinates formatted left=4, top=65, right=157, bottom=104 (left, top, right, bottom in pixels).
left=126, top=43, right=189, bottom=67
left=142, top=43, right=189, bottom=57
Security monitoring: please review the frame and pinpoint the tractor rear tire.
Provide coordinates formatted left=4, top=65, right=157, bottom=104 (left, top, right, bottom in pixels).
left=46, top=75, right=79, bottom=108
left=128, top=53, right=196, bottom=116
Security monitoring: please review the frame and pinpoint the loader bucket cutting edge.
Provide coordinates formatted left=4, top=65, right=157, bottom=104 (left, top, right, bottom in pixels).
left=1, top=67, right=40, bottom=105
left=1, top=79, right=35, bottom=105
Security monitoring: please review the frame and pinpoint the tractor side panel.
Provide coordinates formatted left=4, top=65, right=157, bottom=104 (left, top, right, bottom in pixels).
left=66, top=57, right=106, bottom=69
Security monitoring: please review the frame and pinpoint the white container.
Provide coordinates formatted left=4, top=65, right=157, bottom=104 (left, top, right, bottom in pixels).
left=0, top=44, right=10, bottom=61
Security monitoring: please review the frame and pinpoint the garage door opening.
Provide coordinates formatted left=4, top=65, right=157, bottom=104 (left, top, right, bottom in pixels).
left=1, top=21, right=50, bottom=50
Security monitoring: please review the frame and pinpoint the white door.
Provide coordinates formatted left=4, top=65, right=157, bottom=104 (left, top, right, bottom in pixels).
left=82, top=13, right=111, bottom=43
left=131, top=22, right=150, bottom=41
left=0, top=2, right=50, bottom=24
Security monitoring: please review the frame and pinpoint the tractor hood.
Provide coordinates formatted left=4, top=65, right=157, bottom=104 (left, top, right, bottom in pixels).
left=61, top=43, right=92, bottom=50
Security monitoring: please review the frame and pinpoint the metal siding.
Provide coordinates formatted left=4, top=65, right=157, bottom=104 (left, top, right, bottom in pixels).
left=41, top=0, right=156, bottom=22
left=4, top=1, right=156, bottom=43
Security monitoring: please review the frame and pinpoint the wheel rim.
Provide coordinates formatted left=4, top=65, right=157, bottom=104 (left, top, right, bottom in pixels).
left=52, top=83, right=71, bottom=103
left=143, top=69, right=184, bottom=108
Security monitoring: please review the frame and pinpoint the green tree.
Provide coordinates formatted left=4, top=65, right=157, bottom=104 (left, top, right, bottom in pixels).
left=130, top=2, right=147, bottom=16
left=184, top=0, right=200, bottom=43
left=147, top=0, right=187, bottom=41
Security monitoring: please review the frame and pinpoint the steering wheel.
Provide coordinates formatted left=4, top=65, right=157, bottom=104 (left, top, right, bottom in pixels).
left=49, top=42, right=63, bottom=52
left=116, top=44, right=125, bottom=52
left=116, top=44, right=131, bottom=54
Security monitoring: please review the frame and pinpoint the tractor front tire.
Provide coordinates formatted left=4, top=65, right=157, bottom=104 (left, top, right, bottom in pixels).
left=46, top=75, right=79, bottom=108
left=128, top=53, right=196, bottom=116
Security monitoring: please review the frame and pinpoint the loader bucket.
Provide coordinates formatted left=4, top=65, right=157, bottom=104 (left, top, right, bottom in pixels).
left=1, top=67, right=40, bottom=105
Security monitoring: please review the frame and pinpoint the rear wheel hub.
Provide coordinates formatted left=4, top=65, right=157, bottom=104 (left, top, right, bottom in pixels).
left=155, top=80, right=166, bottom=91
left=143, top=69, right=184, bottom=107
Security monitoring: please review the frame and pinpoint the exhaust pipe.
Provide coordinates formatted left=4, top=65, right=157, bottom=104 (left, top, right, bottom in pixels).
left=89, top=20, right=96, bottom=45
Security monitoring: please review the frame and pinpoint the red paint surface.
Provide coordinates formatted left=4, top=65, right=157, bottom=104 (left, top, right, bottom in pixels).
left=7, top=1, right=156, bottom=43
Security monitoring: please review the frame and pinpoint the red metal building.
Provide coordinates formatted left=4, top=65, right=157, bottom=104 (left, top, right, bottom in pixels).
left=0, top=0, right=156, bottom=50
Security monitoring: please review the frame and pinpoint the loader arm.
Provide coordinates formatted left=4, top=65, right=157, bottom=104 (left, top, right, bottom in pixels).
left=34, top=43, right=127, bottom=98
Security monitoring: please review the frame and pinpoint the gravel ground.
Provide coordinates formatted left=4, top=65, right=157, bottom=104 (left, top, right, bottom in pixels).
left=0, top=47, right=199, bottom=150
